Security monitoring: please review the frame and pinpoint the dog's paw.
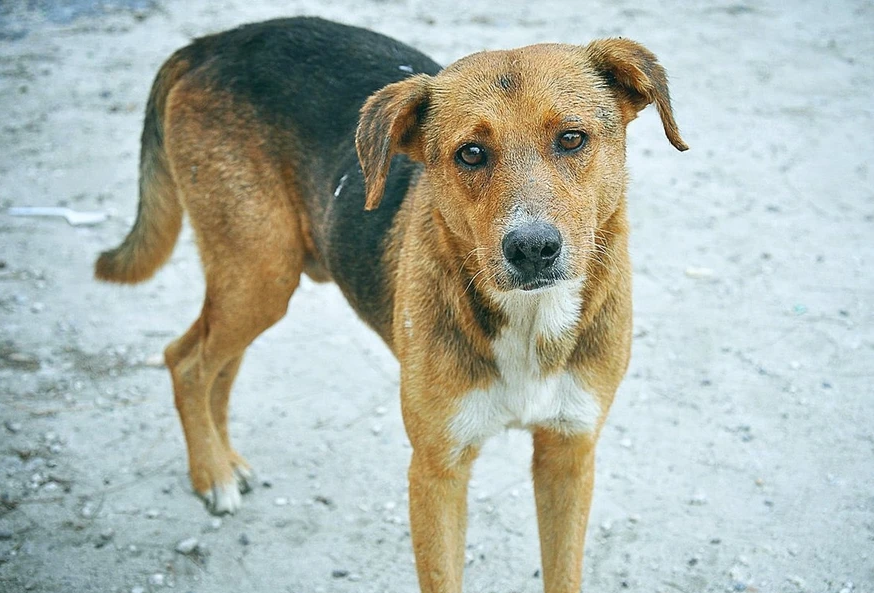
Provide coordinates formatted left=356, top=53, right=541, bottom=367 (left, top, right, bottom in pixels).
left=201, top=481, right=243, bottom=515
left=234, top=465, right=253, bottom=495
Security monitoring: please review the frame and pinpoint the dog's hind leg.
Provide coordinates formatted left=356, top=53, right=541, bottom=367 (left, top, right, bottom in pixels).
left=162, top=84, right=306, bottom=514
left=208, top=355, right=252, bottom=491
left=164, top=207, right=303, bottom=514
left=166, top=254, right=300, bottom=515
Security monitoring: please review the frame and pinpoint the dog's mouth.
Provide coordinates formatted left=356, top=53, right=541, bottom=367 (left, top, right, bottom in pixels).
left=516, top=277, right=557, bottom=292
left=502, top=266, right=567, bottom=292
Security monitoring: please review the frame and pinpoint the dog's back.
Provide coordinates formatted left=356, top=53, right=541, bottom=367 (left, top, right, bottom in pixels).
left=97, top=17, right=440, bottom=338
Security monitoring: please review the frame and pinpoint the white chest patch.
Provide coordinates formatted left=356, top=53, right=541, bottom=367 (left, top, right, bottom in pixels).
left=449, top=279, right=601, bottom=453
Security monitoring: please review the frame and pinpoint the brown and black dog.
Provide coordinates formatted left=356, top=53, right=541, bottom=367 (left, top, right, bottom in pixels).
left=95, top=17, right=686, bottom=592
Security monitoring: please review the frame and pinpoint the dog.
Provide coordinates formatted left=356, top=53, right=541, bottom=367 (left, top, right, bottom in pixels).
left=95, top=16, right=686, bottom=592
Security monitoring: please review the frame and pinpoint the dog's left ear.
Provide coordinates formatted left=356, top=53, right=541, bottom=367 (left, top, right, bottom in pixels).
left=357, top=74, right=431, bottom=210
left=584, top=38, right=688, bottom=151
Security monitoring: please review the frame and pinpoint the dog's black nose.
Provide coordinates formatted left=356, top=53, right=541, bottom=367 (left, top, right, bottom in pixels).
left=502, top=222, right=562, bottom=277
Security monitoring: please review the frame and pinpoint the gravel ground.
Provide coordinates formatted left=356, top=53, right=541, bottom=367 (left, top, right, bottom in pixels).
left=0, top=1, right=872, bottom=592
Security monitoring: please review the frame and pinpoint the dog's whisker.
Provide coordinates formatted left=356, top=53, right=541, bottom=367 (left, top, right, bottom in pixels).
left=458, top=247, right=486, bottom=275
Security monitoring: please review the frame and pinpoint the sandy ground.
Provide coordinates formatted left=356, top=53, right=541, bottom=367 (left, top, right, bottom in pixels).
left=0, top=0, right=872, bottom=591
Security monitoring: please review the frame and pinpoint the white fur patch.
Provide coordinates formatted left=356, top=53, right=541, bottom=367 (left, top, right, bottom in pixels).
left=449, top=278, right=601, bottom=453
left=333, top=173, right=349, bottom=198
left=201, top=480, right=243, bottom=515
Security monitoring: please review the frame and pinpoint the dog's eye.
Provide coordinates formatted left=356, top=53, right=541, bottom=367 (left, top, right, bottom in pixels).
left=557, top=131, right=586, bottom=152
left=456, top=143, right=487, bottom=167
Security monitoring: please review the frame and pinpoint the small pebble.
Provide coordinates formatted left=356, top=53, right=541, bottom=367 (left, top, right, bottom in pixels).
left=148, top=573, right=164, bottom=586
left=209, top=517, right=222, bottom=530
left=143, top=354, right=164, bottom=368
left=331, top=569, right=349, bottom=579
left=374, top=406, right=387, bottom=416
left=30, top=302, right=45, bottom=313
left=689, top=490, right=708, bottom=505
left=144, top=508, right=159, bottom=519
left=100, top=528, right=115, bottom=541
left=4, top=421, right=22, bottom=434
left=5, top=352, right=40, bottom=370
left=274, top=497, right=289, bottom=506
left=685, top=266, right=714, bottom=278
left=175, top=537, right=199, bottom=555
left=131, top=587, right=145, bottom=593
left=787, top=575, right=806, bottom=588
left=0, top=530, right=14, bottom=540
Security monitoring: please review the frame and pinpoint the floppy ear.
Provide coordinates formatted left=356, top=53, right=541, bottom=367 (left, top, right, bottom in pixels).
left=356, top=74, right=431, bottom=210
left=584, top=38, right=688, bottom=151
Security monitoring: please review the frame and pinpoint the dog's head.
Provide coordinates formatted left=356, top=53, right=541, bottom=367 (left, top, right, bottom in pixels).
left=357, top=39, right=687, bottom=293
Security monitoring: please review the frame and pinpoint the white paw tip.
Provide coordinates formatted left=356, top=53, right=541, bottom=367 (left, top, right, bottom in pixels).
left=234, top=466, right=253, bottom=494
left=201, top=481, right=243, bottom=515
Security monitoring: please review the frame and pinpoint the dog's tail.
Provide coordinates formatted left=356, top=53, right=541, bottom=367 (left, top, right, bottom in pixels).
left=95, top=48, right=192, bottom=284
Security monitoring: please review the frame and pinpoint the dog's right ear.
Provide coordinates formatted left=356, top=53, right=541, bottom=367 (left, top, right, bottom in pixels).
left=356, top=74, right=431, bottom=211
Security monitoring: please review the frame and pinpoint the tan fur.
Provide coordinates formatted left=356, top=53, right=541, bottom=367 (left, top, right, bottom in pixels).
left=97, top=33, right=685, bottom=591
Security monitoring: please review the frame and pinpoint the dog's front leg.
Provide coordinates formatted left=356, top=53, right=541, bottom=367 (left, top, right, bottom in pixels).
left=532, top=429, right=597, bottom=593
left=406, top=433, right=478, bottom=592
